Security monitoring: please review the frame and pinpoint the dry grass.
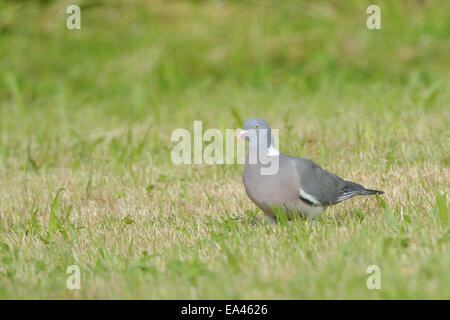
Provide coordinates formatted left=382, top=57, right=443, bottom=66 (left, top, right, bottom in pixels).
left=0, top=0, right=448, bottom=299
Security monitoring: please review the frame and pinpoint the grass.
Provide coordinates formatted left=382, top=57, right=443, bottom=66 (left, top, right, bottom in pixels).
left=0, top=0, right=449, bottom=299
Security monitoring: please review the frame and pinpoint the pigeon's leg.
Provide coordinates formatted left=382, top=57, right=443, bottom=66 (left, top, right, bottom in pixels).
left=265, top=215, right=277, bottom=225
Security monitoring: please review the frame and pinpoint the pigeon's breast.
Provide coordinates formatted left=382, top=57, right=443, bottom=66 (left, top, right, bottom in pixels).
left=243, top=157, right=296, bottom=209
left=243, top=163, right=285, bottom=212
left=243, top=157, right=325, bottom=218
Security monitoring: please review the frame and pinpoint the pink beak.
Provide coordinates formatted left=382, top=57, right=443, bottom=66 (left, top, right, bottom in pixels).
left=237, top=129, right=248, bottom=140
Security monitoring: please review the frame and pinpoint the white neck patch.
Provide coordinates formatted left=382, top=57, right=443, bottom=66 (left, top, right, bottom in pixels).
left=267, top=145, right=280, bottom=156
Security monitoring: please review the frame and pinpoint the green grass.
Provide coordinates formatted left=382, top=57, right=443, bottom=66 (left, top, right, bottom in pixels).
left=0, top=0, right=449, bottom=299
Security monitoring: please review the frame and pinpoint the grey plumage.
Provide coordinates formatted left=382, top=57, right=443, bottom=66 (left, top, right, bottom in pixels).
left=291, top=156, right=382, bottom=205
left=239, top=118, right=384, bottom=222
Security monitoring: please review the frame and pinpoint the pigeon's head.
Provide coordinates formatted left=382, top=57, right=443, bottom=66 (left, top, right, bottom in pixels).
left=238, top=118, right=273, bottom=148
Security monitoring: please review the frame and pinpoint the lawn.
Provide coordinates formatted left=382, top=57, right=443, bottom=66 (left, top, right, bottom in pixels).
left=0, top=0, right=448, bottom=299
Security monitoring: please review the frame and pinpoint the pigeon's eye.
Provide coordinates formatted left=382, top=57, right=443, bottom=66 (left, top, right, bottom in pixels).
left=255, top=124, right=260, bottom=128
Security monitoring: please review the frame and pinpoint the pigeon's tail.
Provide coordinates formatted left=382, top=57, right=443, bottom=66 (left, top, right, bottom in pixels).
left=361, top=188, right=384, bottom=195
left=336, top=181, right=384, bottom=203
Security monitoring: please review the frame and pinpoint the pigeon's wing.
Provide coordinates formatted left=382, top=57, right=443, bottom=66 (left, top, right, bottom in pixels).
left=290, top=156, right=367, bottom=206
